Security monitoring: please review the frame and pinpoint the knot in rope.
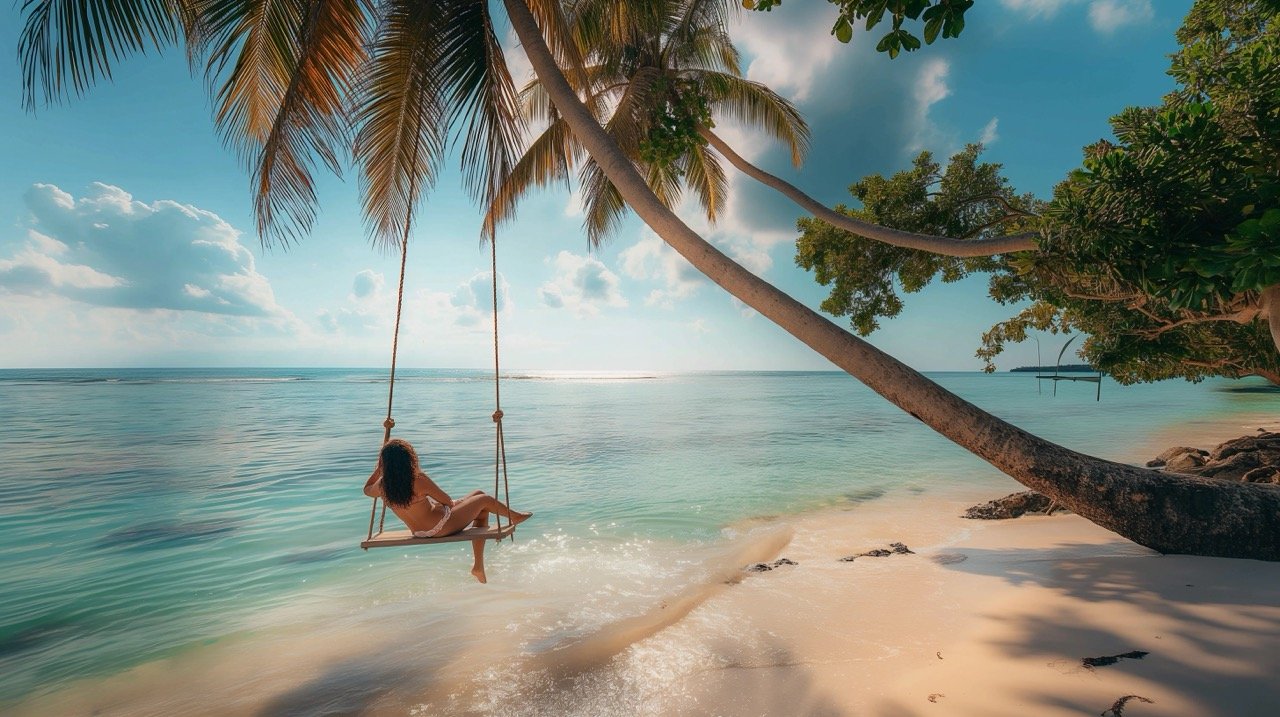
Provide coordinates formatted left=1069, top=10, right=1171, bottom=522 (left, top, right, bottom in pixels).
left=492, top=409, right=504, bottom=423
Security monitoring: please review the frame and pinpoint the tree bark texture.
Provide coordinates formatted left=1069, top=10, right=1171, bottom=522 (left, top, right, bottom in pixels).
left=504, top=0, right=1280, bottom=560
left=698, top=127, right=1038, bottom=257
left=1263, top=285, right=1280, bottom=357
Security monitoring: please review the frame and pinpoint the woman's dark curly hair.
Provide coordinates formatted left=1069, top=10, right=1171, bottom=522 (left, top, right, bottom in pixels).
left=379, top=439, right=421, bottom=508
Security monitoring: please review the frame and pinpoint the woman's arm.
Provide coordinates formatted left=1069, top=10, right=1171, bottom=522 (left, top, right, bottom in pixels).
left=416, top=471, right=453, bottom=505
left=362, top=461, right=384, bottom=498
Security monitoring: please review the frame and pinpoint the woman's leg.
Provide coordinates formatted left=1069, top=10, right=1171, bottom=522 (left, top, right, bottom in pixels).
left=469, top=509, right=489, bottom=584
left=441, top=493, right=529, bottom=584
left=438, top=492, right=531, bottom=537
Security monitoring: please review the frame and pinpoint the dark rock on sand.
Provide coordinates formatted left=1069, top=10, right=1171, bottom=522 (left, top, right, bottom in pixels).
left=745, top=558, right=799, bottom=572
left=963, top=491, right=1066, bottom=520
left=1145, top=446, right=1208, bottom=469
left=839, top=543, right=913, bottom=561
left=1150, top=431, right=1280, bottom=483
left=1082, top=650, right=1149, bottom=669
left=1242, top=465, right=1280, bottom=484
left=1101, top=694, right=1155, bottom=717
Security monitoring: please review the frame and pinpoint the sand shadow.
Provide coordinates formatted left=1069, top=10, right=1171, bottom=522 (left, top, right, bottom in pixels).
left=896, top=543, right=1280, bottom=716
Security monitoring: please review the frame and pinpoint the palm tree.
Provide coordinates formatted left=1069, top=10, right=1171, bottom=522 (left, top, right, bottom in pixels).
left=20, top=0, right=1280, bottom=559
left=486, top=0, right=1032, bottom=258
left=482, top=0, right=808, bottom=246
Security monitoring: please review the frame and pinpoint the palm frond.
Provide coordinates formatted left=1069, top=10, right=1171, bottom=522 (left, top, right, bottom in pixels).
left=200, top=0, right=307, bottom=162
left=18, top=0, right=184, bottom=110
left=523, top=0, right=588, bottom=87
left=682, top=136, right=726, bottom=224
left=252, top=0, right=371, bottom=244
left=667, top=23, right=738, bottom=74
left=645, top=152, right=684, bottom=209
left=669, top=0, right=736, bottom=70
left=482, top=116, right=574, bottom=238
left=352, top=0, right=445, bottom=248
left=604, top=65, right=663, bottom=156
left=580, top=158, right=628, bottom=247
left=435, top=0, right=523, bottom=215
left=698, top=71, right=809, bottom=166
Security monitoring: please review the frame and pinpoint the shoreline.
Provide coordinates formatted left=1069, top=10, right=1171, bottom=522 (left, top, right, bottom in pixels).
left=11, top=416, right=1280, bottom=715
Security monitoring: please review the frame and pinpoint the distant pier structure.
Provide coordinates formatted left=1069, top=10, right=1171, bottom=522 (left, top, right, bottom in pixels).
left=1011, top=336, right=1104, bottom=400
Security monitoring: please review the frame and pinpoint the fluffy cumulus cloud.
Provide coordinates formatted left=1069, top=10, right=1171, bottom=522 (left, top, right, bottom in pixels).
left=0, top=183, right=288, bottom=319
left=732, top=2, right=841, bottom=102
left=619, top=232, right=705, bottom=307
left=320, top=269, right=512, bottom=334
left=538, top=251, right=627, bottom=316
left=998, top=0, right=1153, bottom=32
left=451, top=271, right=511, bottom=326
left=318, top=270, right=388, bottom=333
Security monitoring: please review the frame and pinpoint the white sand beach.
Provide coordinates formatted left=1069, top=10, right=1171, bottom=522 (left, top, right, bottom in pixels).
left=679, top=492, right=1280, bottom=717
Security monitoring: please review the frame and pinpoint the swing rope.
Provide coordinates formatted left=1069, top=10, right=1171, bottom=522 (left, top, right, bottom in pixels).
left=368, top=131, right=422, bottom=543
left=491, top=234, right=511, bottom=541
left=364, top=136, right=513, bottom=545
left=367, top=207, right=414, bottom=541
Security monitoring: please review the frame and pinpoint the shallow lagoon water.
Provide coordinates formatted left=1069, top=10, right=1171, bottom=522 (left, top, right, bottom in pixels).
left=1, top=368, right=1274, bottom=712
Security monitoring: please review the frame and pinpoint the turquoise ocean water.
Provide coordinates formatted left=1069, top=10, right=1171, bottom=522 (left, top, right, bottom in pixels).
left=1, top=368, right=1276, bottom=713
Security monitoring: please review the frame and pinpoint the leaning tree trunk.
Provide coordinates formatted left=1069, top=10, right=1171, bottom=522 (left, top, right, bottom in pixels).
left=697, top=127, right=1038, bottom=257
left=504, top=0, right=1280, bottom=560
left=1264, top=285, right=1280, bottom=356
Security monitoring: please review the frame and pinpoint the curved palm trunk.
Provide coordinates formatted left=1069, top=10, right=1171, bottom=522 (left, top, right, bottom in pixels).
left=698, top=128, right=1037, bottom=257
left=505, top=0, right=1280, bottom=560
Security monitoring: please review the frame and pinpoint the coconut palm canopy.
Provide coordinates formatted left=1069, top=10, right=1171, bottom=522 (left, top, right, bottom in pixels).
left=18, top=0, right=586, bottom=248
left=483, top=0, right=809, bottom=245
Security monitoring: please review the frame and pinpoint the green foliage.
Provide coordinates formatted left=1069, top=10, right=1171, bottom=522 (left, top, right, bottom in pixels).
left=795, top=146, right=1037, bottom=335
left=636, top=77, right=715, bottom=170
left=799, top=0, right=1280, bottom=384
left=744, top=0, right=972, bottom=57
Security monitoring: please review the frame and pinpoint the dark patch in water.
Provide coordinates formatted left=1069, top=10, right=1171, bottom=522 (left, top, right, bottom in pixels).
left=844, top=487, right=887, bottom=504
left=0, top=620, right=79, bottom=659
left=1216, top=385, right=1280, bottom=394
left=96, top=520, right=236, bottom=550
left=279, top=547, right=346, bottom=565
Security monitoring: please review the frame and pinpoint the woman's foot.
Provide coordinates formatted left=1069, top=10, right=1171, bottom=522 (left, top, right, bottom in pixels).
left=509, top=510, right=533, bottom=527
left=470, top=564, right=487, bottom=584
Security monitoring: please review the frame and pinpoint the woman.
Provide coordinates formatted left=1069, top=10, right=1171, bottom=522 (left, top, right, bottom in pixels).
left=363, top=438, right=531, bottom=583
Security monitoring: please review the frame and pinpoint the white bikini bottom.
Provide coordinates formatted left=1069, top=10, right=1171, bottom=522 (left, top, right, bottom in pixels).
left=412, top=505, right=452, bottom=538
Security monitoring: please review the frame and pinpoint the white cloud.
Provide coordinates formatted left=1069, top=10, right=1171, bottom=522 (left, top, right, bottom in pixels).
left=0, top=183, right=290, bottom=319
left=999, top=0, right=1153, bottom=33
left=451, top=271, right=512, bottom=326
left=907, top=59, right=952, bottom=153
left=619, top=232, right=705, bottom=307
left=980, top=117, right=1000, bottom=146
left=539, top=251, right=627, bottom=316
left=732, top=4, right=841, bottom=102
left=320, top=269, right=512, bottom=334
left=998, top=0, right=1074, bottom=17
left=1087, top=0, right=1153, bottom=33
left=352, top=269, right=383, bottom=299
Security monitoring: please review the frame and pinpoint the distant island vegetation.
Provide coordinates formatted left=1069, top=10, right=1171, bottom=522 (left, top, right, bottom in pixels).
left=1010, top=364, right=1099, bottom=373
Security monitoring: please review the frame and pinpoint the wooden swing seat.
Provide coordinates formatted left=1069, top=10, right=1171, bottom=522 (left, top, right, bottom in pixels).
left=361, top=523, right=516, bottom=550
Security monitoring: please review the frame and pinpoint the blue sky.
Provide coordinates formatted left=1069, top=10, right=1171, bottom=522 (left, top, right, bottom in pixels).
left=0, top=0, right=1192, bottom=370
